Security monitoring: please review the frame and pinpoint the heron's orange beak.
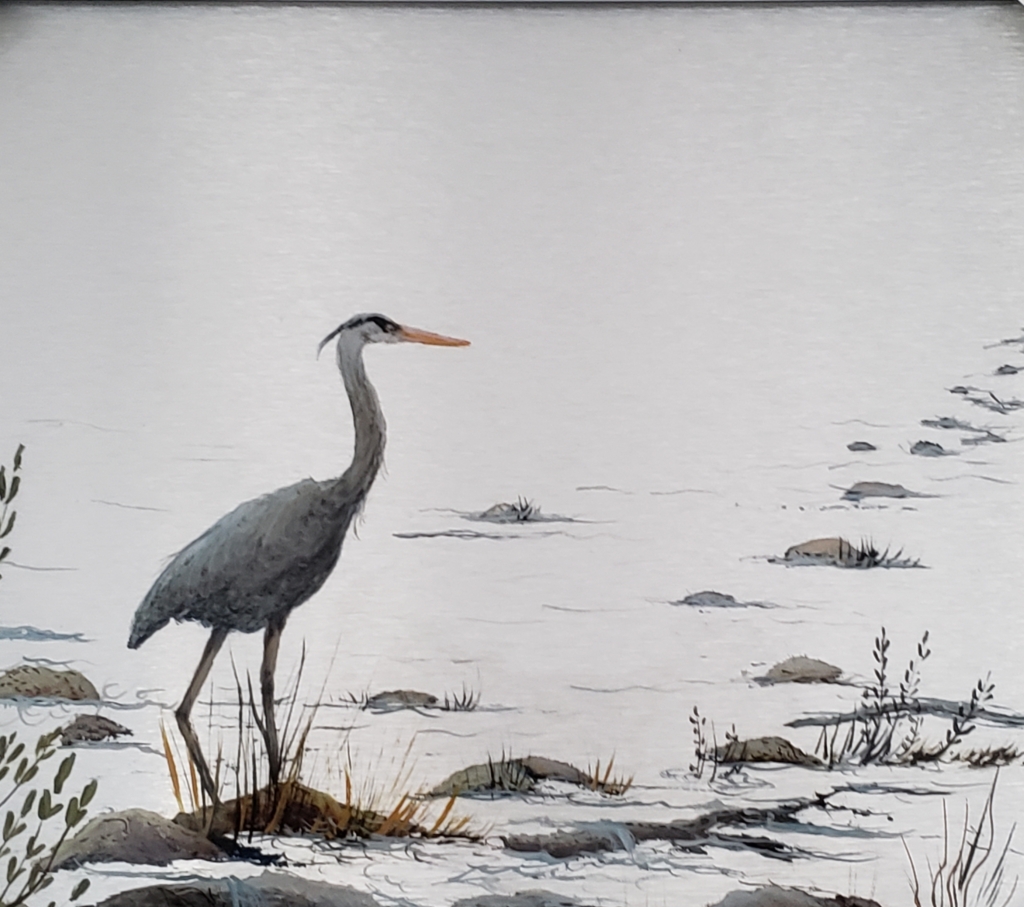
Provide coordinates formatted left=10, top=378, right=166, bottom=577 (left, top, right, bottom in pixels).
left=398, top=326, right=470, bottom=347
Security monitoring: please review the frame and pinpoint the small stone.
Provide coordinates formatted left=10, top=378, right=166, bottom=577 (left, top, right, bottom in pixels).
left=60, top=715, right=131, bottom=745
left=784, top=538, right=848, bottom=561
left=715, top=736, right=822, bottom=766
left=364, top=689, right=438, bottom=711
left=0, top=665, right=98, bottom=701
left=51, top=808, right=224, bottom=869
left=843, top=481, right=914, bottom=500
left=91, top=872, right=383, bottom=907
left=454, top=893, right=593, bottom=907
left=674, top=590, right=740, bottom=608
left=517, top=756, right=589, bottom=786
left=762, top=656, right=842, bottom=684
left=910, top=440, right=951, bottom=457
left=846, top=441, right=876, bottom=451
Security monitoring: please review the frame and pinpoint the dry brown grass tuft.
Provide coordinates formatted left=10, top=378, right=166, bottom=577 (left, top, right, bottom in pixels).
left=584, top=756, right=633, bottom=796
left=160, top=659, right=476, bottom=845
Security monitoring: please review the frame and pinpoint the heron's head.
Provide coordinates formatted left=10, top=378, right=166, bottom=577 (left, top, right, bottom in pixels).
left=318, top=313, right=469, bottom=357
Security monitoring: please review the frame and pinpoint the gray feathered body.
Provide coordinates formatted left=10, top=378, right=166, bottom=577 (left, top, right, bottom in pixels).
left=128, top=480, right=362, bottom=646
left=129, top=329, right=386, bottom=650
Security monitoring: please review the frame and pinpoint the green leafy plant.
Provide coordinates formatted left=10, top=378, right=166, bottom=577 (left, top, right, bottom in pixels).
left=0, top=728, right=95, bottom=906
left=0, top=445, right=25, bottom=581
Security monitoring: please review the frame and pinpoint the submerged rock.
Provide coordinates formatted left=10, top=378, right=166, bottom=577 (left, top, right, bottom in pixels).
left=910, top=440, right=953, bottom=457
left=473, top=499, right=542, bottom=523
left=715, top=736, right=822, bottom=766
left=762, top=656, right=842, bottom=684
left=454, top=892, right=593, bottom=907
left=517, top=756, right=591, bottom=786
left=51, top=808, right=224, bottom=869
left=672, top=591, right=772, bottom=610
left=0, top=665, right=98, bottom=700
left=60, top=714, right=131, bottom=745
left=430, top=755, right=624, bottom=797
left=431, top=760, right=535, bottom=796
left=364, top=689, right=438, bottom=711
left=922, top=415, right=974, bottom=430
left=778, top=537, right=920, bottom=569
left=846, top=441, right=876, bottom=451
left=711, top=887, right=882, bottom=907
left=842, top=481, right=919, bottom=500
left=92, top=872, right=382, bottom=907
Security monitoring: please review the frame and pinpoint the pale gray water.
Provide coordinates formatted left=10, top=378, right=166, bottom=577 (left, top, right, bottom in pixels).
left=2, top=3, right=1024, bottom=904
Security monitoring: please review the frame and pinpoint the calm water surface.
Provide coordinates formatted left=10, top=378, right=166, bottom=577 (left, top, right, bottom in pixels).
left=2, top=3, right=1024, bottom=904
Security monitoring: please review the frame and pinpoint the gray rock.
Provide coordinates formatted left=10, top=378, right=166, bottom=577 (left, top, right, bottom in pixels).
left=672, top=591, right=771, bottom=610
left=364, top=689, right=438, bottom=711
left=778, top=537, right=920, bottom=569
left=51, top=808, right=224, bottom=869
left=430, top=756, right=601, bottom=797
left=430, top=760, right=536, bottom=796
left=675, top=590, right=740, bottom=608
left=715, top=736, right=822, bottom=766
left=910, top=440, right=953, bottom=457
left=517, top=756, right=590, bottom=786
left=711, top=889, right=828, bottom=907
left=761, top=656, right=841, bottom=685
left=710, top=887, right=882, bottom=907
left=91, top=872, right=383, bottom=907
left=842, top=481, right=918, bottom=501
left=454, top=892, right=593, bottom=907
left=0, top=665, right=98, bottom=701
left=60, top=715, right=132, bottom=746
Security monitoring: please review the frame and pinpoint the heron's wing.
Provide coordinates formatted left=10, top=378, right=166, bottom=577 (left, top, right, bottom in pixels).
left=129, top=478, right=357, bottom=645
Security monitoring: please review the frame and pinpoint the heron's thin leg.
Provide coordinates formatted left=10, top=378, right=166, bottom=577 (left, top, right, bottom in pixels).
left=175, top=627, right=228, bottom=806
left=261, top=616, right=287, bottom=785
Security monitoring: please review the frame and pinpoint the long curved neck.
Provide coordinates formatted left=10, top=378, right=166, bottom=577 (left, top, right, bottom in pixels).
left=333, top=336, right=386, bottom=504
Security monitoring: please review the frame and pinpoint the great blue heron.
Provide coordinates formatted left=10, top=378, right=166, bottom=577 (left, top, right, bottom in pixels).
left=128, top=313, right=469, bottom=801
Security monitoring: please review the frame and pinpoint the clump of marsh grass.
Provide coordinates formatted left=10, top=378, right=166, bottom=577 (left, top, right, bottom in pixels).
left=0, top=444, right=24, bottom=582
left=161, top=656, right=474, bottom=846
left=904, top=770, right=1018, bottom=907
left=441, top=684, right=480, bottom=712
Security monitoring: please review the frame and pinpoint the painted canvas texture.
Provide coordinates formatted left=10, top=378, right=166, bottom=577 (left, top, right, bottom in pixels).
left=1, top=3, right=1024, bottom=905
